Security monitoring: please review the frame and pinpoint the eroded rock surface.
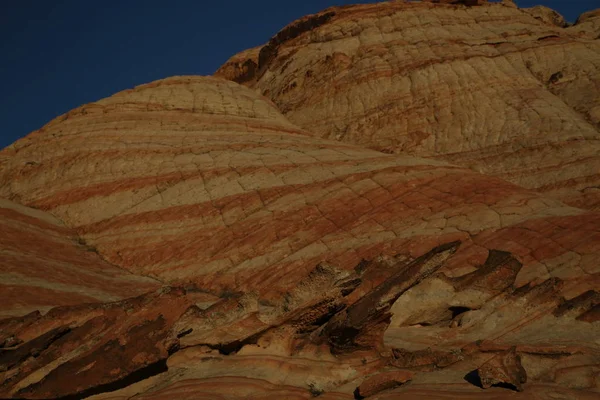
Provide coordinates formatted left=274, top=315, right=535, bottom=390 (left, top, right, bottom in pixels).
left=0, top=287, right=191, bottom=399
left=570, top=9, right=600, bottom=39
left=217, top=1, right=600, bottom=210
left=0, top=76, right=594, bottom=299
left=354, top=370, right=413, bottom=398
left=0, top=2, right=599, bottom=398
left=0, top=198, right=159, bottom=318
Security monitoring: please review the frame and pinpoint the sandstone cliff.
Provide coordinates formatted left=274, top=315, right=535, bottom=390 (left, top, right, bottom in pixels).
left=1, top=2, right=599, bottom=399
left=217, top=0, right=600, bottom=210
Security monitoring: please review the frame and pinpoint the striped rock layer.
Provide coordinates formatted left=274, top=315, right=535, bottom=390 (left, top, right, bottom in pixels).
left=0, top=198, right=159, bottom=318
left=0, top=75, right=595, bottom=297
left=0, top=7, right=599, bottom=398
left=216, top=1, right=600, bottom=210
left=0, top=74, right=598, bottom=399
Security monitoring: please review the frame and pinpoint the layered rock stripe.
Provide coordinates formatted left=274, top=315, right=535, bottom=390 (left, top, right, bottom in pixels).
left=217, top=1, right=600, bottom=210
left=0, top=198, right=159, bottom=318
left=0, top=2, right=599, bottom=399
left=0, top=76, right=595, bottom=300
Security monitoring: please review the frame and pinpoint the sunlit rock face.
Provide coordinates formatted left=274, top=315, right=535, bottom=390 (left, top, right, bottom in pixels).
left=1, top=2, right=599, bottom=399
left=0, top=198, right=159, bottom=318
left=217, top=1, right=600, bottom=210
left=0, top=75, right=591, bottom=296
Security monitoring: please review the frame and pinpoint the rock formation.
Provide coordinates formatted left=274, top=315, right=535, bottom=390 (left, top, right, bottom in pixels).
left=0, top=198, right=159, bottom=318
left=570, top=9, right=600, bottom=39
left=1, top=1, right=599, bottom=399
left=216, top=0, right=600, bottom=210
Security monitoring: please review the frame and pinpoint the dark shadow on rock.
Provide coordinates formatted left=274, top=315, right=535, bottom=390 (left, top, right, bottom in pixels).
left=464, top=369, right=483, bottom=388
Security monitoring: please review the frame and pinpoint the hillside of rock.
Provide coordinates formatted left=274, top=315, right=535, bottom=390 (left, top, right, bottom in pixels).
left=0, top=73, right=598, bottom=398
left=0, top=198, right=159, bottom=318
left=0, top=1, right=599, bottom=399
left=216, top=0, right=600, bottom=210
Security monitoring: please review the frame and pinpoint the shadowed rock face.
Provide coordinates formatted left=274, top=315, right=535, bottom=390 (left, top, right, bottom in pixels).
left=474, top=347, right=528, bottom=391
left=217, top=1, right=600, bottom=210
left=0, top=2, right=599, bottom=399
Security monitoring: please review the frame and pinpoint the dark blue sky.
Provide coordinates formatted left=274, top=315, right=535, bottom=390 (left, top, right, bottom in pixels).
left=0, top=0, right=596, bottom=149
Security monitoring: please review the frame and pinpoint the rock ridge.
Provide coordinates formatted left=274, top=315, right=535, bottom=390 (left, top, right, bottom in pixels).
left=0, top=2, right=599, bottom=398
left=216, top=1, right=600, bottom=210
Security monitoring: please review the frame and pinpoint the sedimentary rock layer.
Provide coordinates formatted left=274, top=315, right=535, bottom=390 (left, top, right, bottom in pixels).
left=2, top=242, right=597, bottom=399
left=217, top=1, right=600, bottom=210
left=570, top=9, right=600, bottom=39
left=0, top=76, right=593, bottom=298
left=0, top=198, right=159, bottom=318
left=0, top=44, right=598, bottom=398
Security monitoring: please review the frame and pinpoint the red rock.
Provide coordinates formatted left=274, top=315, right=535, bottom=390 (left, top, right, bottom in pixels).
left=0, top=287, right=192, bottom=399
left=217, top=1, right=600, bottom=210
left=0, top=199, right=159, bottom=318
left=355, top=370, right=414, bottom=398
left=0, top=2, right=598, bottom=399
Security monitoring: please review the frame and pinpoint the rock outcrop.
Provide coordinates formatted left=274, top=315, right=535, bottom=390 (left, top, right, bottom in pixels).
left=522, top=6, right=567, bottom=28
left=569, top=9, right=600, bottom=39
left=0, top=198, right=159, bottom=318
left=216, top=1, right=600, bottom=210
left=0, top=76, right=594, bottom=296
left=1, top=1, right=599, bottom=399
left=0, top=74, right=598, bottom=399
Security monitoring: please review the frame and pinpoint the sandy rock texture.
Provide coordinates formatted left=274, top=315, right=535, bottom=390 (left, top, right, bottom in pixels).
left=0, top=198, right=159, bottom=318
left=569, top=9, right=600, bottom=39
left=0, top=73, right=598, bottom=399
left=217, top=0, right=600, bottom=210
left=0, top=2, right=599, bottom=399
left=0, top=76, right=594, bottom=297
